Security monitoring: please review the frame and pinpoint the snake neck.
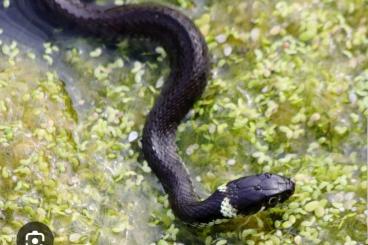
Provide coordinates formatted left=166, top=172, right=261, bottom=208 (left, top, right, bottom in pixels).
left=142, top=129, right=236, bottom=224
left=142, top=128, right=229, bottom=224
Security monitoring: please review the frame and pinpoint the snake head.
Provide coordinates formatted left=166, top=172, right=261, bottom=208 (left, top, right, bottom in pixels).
left=223, top=173, right=295, bottom=216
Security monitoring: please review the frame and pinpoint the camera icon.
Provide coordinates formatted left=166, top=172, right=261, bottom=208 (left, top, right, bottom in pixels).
left=17, top=222, right=53, bottom=245
left=25, top=230, right=45, bottom=245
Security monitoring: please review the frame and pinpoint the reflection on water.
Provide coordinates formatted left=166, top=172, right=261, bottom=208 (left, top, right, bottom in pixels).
left=0, top=0, right=53, bottom=49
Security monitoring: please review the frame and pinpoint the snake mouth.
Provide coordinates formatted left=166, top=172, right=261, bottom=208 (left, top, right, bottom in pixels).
left=279, top=179, right=295, bottom=203
left=266, top=179, right=295, bottom=207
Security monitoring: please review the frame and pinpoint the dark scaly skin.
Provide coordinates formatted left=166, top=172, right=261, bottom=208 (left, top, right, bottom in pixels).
left=15, top=0, right=295, bottom=224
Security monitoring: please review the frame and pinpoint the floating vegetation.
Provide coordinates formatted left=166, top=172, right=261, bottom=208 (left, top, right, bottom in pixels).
left=0, top=0, right=366, bottom=244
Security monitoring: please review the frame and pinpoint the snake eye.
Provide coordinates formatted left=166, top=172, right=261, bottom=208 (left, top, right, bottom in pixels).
left=268, top=196, right=279, bottom=206
left=254, top=185, right=262, bottom=191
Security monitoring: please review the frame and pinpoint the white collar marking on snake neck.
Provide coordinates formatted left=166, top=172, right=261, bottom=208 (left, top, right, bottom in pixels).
left=220, top=197, right=238, bottom=218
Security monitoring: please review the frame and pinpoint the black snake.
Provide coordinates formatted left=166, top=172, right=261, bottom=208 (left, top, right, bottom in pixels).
left=13, top=0, right=295, bottom=225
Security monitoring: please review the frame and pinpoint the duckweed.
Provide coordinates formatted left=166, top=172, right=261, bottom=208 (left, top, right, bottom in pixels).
left=0, top=0, right=366, bottom=244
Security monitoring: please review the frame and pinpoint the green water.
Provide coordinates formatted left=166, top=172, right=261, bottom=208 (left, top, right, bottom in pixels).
left=0, top=0, right=366, bottom=244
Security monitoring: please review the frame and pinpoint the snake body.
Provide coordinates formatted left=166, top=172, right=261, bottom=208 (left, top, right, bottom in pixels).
left=15, top=0, right=295, bottom=224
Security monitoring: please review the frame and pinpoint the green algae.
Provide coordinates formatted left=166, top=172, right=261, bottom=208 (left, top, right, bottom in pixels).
left=0, top=0, right=367, bottom=244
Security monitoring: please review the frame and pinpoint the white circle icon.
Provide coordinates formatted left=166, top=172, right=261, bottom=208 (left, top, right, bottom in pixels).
left=32, top=237, right=39, bottom=244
